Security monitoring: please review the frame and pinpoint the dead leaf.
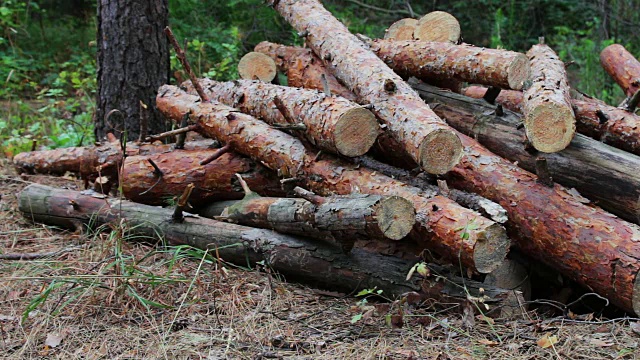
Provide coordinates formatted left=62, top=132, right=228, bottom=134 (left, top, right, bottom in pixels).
left=475, top=315, right=495, bottom=325
left=589, top=338, right=614, bottom=347
left=45, top=332, right=65, bottom=348
left=462, top=303, right=475, bottom=329
left=478, top=339, right=499, bottom=346
left=537, top=333, right=558, bottom=348
left=630, top=321, right=640, bottom=335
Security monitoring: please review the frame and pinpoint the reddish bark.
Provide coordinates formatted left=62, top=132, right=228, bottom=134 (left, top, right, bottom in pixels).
left=600, top=44, right=640, bottom=97
left=369, top=40, right=530, bottom=90
left=266, top=0, right=463, bottom=175
left=523, top=44, right=576, bottom=153
left=181, top=78, right=378, bottom=157
left=463, top=86, right=640, bottom=156
left=156, top=85, right=509, bottom=274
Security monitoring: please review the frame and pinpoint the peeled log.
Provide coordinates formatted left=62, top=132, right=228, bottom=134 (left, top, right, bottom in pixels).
left=278, top=58, right=640, bottom=313
left=18, top=183, right=518, bottom=309
left=157, top=85, right=510, bottom=274
left=237, top=52, right=277, bottom=82
left=121, top=149, right=286, bottom=206
left=368, top=40, right=530, bottom=90
left=413, top=11, right=460, bottom=43
left=384, top=18, right=417, bottom=40
left=199, top=192, right=416, bottom=251
left=600, top=44, right=640, bottom=97
left=254, top=41, right=356, bottom=101
left=523, top=44, right=576, bottom=153
left=464, top=85, right=640, bottom=156
left=181, top=78, right=378, bottom=157
left=267, top=0, right=463, bottom=175
left=12, top=140, right=214, bottom=180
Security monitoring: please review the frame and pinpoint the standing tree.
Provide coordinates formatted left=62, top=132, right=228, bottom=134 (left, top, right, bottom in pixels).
left=95, top=0, right=170, bottom=141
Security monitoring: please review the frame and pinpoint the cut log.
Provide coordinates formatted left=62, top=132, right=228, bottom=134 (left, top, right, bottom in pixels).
left=416, top=81, right=640, bottom=224
left=18, top=183, right=518, bottom=311
left=121, top=149, right=286, bottom=206
left=237, top=52, right=277, bottom=82
left=463, top=86, right=640, bottom=156
left=199, top=190, right=416, bottom=252
left=384, top=18, right=417, bottom=40
left=413, top=11, right=460, bottom=43
left=181, top=78, right=378, bottom=157
left=254, top=41, right=356, bottom=101
left=12, top=140, right=214, bottom=180
left=274, top=58, right=640, bottom=313
left=368, top=40, right=530, bottom=90
left=267, top=0, right=463, bottom=175
left=523, top=43, right=576, bottom=153
left=157, top=85, right=510, bottom=274
left=600, top=44, right=640, bottom=97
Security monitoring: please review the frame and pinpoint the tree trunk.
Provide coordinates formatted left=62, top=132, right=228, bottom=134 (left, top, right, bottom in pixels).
left=181, top=79, right=378, bottom=157
left=600, top=44, right=640, bottom=97
left=367, top=39, right=530, bottom=90
left=463, top=86, right=640, bottom=156
left=95, top=0, right=170, bottom=141
left=18, top=184, right=521, bottom=314
left=253, top=41, right=356, bottom=101
left=267, top=0, right=463, bottom=175
left=121, top=149, right=286, bottom=206
left=156, top=85, right=510, bottom=274
left=199, top=191, right=416, bottom=252
left=270, top=56, right=640, bottom=314
left=523, top=43, right=576, bottom=153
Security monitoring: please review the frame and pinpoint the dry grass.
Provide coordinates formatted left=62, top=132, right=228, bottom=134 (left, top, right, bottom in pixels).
left=1, top=159, right=639, bottom=359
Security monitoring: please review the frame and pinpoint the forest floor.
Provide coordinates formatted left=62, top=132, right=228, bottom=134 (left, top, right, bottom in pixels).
left=1, top=160, right=639, bottom=359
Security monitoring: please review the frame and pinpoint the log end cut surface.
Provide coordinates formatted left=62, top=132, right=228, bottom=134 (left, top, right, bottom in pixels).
left=238, top=52, right=277, bottom=82
left=473, top=223, right=511, bottom=274
left=507, top=54, right=532, bottom=90
left=525, top=103, right=576, bottom=153
left=414, top=11, right=460, bottom=43
left=334, top=107, right=379, bottom=157
left=375, top=195, right=416, bottom=240
left=419, top=129, right=463, bottom=175
left=384, top=18, right=417, bottom=40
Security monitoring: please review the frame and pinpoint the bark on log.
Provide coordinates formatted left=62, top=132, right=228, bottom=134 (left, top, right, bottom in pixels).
left=199, top=191, right=416, bottom=251
left=18, top=183, right=520, bottom=313
left=274, top=58, right=640, bottom=313
left=368, top=40, right=530, bottom=90
left=181, top=78, right=379, bottom=157
left=463, top=86, right=640, bottom=156
left=413, top=11, right=460, bottom=43
left=600, top=44, right=640, bottom=97
left=384, top=18, right=417, bottom=40
left=237, top=52, right=277, bottom=82
left=267, top=0, right=463, bottom=175
left=417, top=81, right=640, bottom=224
left=254, top=41, right=356, bottom=101
left=12, top=140, right=214, bottom=180
left=523, top=44, right=576, bottom=153
left=157, top=85, right=509, bottom=274
left=121, top=149, right=286, bottom=206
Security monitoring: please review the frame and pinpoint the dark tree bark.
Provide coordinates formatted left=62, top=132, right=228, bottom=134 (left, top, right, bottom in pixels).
left=95, top=0, right=170, bottom=141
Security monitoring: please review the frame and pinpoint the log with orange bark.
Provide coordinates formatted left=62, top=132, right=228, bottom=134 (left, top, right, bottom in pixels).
left=600, top=44, right=640, bottom=97
left=366, top=39, right=530, bottom=90
left=180, top=79, right=378, bottom=157
left=156, top=85, right=510, bottom=274
left=272, top=53, right=640, bottom=314
left=522, top=42, right=576, bottom=153
left=266, top=0, right=463, bottom=175
left=19, top=183, right=519, bottom=311
left=463, top=86, right=640, bottom=156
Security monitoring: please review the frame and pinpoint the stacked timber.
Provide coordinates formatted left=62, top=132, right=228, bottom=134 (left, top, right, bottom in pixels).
left=14, top=1, right=640, bottom=318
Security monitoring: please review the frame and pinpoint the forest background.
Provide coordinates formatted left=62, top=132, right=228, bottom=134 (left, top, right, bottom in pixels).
left=1, top=0, right=638, bottom=156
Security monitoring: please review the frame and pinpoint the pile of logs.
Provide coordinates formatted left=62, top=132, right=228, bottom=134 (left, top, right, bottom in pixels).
left=14, top=0, right=640, bottom=317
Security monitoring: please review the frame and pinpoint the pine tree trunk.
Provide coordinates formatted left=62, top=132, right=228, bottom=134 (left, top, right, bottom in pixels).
left=95, top=0, right=170, bottom=141
left=600, top=44, right=640, bottom=97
